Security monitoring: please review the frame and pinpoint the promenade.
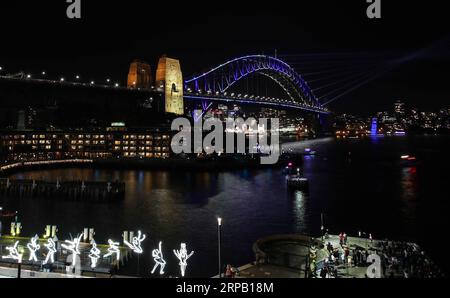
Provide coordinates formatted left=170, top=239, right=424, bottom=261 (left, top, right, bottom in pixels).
left=233, top=234, right=443, bottom=278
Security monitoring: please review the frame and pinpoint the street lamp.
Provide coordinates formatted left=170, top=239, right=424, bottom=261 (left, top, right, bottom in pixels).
left=0, top=206, right=2, bottom=237
left=217, top=217, right=222, bottom=278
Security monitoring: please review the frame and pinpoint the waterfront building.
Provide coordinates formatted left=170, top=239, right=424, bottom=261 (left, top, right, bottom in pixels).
left=0, top=127, right=171, bottom=163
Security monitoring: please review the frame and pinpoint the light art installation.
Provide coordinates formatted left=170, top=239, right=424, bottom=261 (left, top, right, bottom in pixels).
left=88, top=240, right=101, bottom=268
left=27, top=234, right=41, bottom=262
left=43, top=238, right=57, bottom=265
left=123, top=230, right=146, bottom=254
left=173, top=243, right=194, bottom=277
left=2, top=241, right=22, bottom=263
left=61, top=234, right=83, bottom=267
left=104, top=239, right=120, bottom=261
left=151, top=241, right=166, bottom=275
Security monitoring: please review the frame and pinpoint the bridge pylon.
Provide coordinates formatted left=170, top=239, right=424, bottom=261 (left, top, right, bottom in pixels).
left=155, top=56, right=184, bottom=115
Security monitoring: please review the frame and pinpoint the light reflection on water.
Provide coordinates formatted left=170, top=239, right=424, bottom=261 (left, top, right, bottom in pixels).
left=1, top=136, right=449, bottom=276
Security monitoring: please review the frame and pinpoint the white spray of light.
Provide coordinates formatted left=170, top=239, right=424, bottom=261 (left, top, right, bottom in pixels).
left=88, top=240, right=101, bottom=268
left=61, top=234, right=83, bottom=267
left=43, top=238, right=57, bottom=265
left=104, top=239, right=120, bottom=261
left=124, top=230, right=146, bottom=254
left=151, top=241, right=166, bottom=275
left=2, top=241, right=22, bottom=263
left=173, top=243, right=194, bottom=277
left=27, top=234, right=41, bottom=262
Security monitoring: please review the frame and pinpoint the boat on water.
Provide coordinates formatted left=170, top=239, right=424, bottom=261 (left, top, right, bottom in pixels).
left=400, top=155, right=420, bottom=167
left=286, top=174, right=309, bottom=190
left=303, top=148, right=316, bottom=155
left=282, top=161, right=300, bottom=175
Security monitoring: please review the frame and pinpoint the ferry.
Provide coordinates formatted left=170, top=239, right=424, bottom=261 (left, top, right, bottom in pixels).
left=282, top=162, right=299, bottom=175
left=287, top=174, right=309, bottom=190
left=400, top=155, right=420, bottom=167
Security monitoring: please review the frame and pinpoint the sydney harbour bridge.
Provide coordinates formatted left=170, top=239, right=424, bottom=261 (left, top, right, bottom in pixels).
left=0, top=54, right=330, bottom=126
left=183, top=55, right=328, bottom=114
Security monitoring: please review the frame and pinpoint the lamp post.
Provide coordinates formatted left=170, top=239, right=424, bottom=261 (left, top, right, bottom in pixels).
left=18, top=248, right=24, bottom=279
left=320, top=213, right=324, bottom=240
left=0, top=206, right=2, bottom=237
left=217, top=217, right=222, bottom=278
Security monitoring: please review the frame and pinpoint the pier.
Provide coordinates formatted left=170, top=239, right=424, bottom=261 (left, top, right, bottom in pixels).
left=0, top=178, right=125, bottom=202
left=231, top=234, right=443, bottom=278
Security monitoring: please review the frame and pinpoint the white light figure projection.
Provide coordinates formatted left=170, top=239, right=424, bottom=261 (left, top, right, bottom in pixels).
left=103, top=239, right=120, bottom=261
left=123, top=230, right=146, bottom=254
left=61, top=234, right=83, bottom=267
left=27, top=234, right=41, bottom=262
left=2, top=241, right=23, bottom=263
left=151, top=241, right=166, bottom=275
left=43, top=238, right=57, bottom=265
left=173, top=243, right=194, bottom=277
left=88, top=240, right=101, bottom=268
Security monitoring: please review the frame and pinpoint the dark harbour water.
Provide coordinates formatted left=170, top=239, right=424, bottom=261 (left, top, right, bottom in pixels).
left=1, top=135, right=450, bottom=277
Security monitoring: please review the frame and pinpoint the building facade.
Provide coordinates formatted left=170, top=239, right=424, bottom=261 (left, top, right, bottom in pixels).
left=0, top=128, right=171, bottom=163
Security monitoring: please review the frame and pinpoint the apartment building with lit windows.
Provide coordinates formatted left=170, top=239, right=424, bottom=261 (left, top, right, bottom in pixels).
left=0, top=128, right=171, bottom=163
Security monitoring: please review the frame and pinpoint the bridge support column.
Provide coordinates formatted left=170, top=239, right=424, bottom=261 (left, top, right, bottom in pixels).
left=155, top=56, right=184, bottom=115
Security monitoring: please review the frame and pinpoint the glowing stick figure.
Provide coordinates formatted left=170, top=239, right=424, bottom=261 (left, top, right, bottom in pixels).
left=88, top=240, right=101, bottom=268
left=43, top=238, right=57, bottom=265
left=173, top=243, right=194, bottom=277
left=2, top=241, right=23, bottom=263
left=27, top=234, right=41, bottom=262
left=124, top=230, right=146, bottom=254
left=151, top=241, right=166, bottom=275
left=61, top=234, right=82, bottom=267
left=103, top=239, right=120, bottom=261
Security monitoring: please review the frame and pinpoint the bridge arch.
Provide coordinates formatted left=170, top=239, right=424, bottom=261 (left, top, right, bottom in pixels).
left=184, top=55, right=321, bottom=109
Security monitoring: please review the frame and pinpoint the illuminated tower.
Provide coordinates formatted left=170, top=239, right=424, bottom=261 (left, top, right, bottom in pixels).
left=155, top=56, right=184, bottom=115
left=127, top=60, right=152, bottom=89
left=370, top=117, right=378, bottom=136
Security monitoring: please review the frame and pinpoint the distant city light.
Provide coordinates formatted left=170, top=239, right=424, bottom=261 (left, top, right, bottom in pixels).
left=42, top=71, right=46, bottom=75
left=106, top=78, right=110, bottom=83
left=26, top=74, right=31, bottom=78
left=90, top=81, right=95, bottom=85
left=76, top=75, right=80, bottom=79
left=60, top=77, right=65, bottom=82
left=115, top=83, right=119, bottom=87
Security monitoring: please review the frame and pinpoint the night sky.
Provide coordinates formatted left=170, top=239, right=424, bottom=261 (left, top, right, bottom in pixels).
left=0, top=0, right=449, bottom=114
